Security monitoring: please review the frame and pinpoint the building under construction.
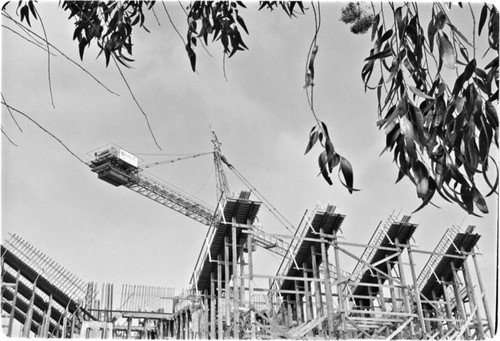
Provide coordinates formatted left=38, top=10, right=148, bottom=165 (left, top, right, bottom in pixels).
left=1, top=137, right=496, bottom=339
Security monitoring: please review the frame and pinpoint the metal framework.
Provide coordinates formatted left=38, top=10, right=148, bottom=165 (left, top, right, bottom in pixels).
left=0, top=235, right=177, bottom=339
left=1, top=234, right=93, bottom=337
left=170, top=207, right=494, bottom=340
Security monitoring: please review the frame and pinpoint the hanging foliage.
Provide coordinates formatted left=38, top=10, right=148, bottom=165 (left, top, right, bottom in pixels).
left=305, top=121, right=359, bottom=193
left=185, top=1, right=249, bottom=72
left=4, top=1, right=497, bottom=214
left=59, top=1, right=155, bottom=67
left=357, top=2, right=498, bottom=214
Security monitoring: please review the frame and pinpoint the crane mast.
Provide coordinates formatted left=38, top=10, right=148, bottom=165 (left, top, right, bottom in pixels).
left=211, top=130, right=230, bottom=205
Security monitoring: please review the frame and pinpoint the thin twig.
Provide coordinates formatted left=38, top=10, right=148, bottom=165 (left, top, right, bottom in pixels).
left=305, top=1, right=322, bottom=129
left=34, top=7, right=55, bottom=108
left=468, top=3, right=476, bottom=60
left=2, top=12, right=119, bottom=96
left=5, top=12, right=48, bottom=46
left=178, top=1, right=189, bottom=17
left=151, top=6, right=161, bottom=26
left=222, top=53, right=228, bottom=81
left=1, top=93, right=23, bottom=132
left=112, top=55, right=162, bottom=150
left=1, top=101, right=86, bottom=164
left=1, top=126, right=18, bottom=146
left=200, top=41, right=214, bottom=58
left=162, top=1, right=185, bottom=45
left=2, top=24, right=57, bottom=55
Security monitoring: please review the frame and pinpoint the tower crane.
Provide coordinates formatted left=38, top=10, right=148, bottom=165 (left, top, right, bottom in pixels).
left=87, top=132, right=293, bottom=258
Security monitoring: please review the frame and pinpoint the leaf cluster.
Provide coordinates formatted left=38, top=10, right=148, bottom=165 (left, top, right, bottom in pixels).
left=258, top=1, right=305, bottom=18
left=7, top=1, right=38, bottom=27
left=185, top=1, right=305, bottom=72
left=60, top=1, right=155, bottom=67
left=305, top=121, right=358, bottom=194
left=186, top=1, right=249, bottom=72
left=363, top=3, right=499, bottom=215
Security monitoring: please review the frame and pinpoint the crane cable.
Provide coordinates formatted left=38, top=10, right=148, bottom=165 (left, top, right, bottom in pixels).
left=224, top=162, right=297, bottom=236
left=141, top=151, right=214, bottom=169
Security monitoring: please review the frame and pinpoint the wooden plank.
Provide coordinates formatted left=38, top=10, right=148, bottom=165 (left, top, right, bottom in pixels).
left=302, top=263, right=312, bottom=326
left=224, top=237, right=231, bottom=330
left=232, top=223, right=240, bottom=337
left=321, top=228, right=333, bottom=333
left=343, top=316, right=373, bottom=338
left=217, top=255, right=223, bottom=339
left=248, top=232, right=256, bottom=339
left=250, top=305, right=291, bottom=338
left=6, top=270, right=20, bottom=337
left=472, top=253, right=494, bottom=336
left=407, top=247, right=426, bottom=337
left=461, top=253, right=484, bottom=339
left=342, top=309, right=418, bottom=317
left=210, top=274, right=215, bottom=340
left=241, top=273, right=323, bottom=282
left=121, top=311, right=173, bottom=319
left=127, top=317, right=132, bottom=339
left=386, top=318, right=413, bottom=340
left=22, top=280, right=36, bottom=337
left=42, top=294, right=53, bottom=338
left=311, top=246, right=323, bottom=332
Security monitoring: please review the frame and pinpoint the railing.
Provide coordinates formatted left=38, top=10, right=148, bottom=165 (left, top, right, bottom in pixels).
left=2, top=234, right=87, bottom=302
left=416, top=227, right=460, bottom=291
left=270, top=207, right=316, bottom=293
left=189, top=205, right=222, bottom=289
left=351, top=213, right=399, bottom=282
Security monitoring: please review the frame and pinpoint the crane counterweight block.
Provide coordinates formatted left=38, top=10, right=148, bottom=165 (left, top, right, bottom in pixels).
left=88, top=145, right=139, bottom=187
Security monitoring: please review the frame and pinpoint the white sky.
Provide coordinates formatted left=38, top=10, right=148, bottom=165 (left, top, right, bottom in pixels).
left=1, top=1, right=497, bottom=312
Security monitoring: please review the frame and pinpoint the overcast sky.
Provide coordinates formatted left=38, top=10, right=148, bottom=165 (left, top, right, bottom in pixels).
left=1, top=2, right=497, bottom=309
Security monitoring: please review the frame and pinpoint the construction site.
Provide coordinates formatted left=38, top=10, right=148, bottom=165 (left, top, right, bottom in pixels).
left=1, top=134, right=496, bottom=339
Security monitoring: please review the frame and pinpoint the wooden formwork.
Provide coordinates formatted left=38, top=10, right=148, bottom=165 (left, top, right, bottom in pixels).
left=181, top=209, right=493, bottom=340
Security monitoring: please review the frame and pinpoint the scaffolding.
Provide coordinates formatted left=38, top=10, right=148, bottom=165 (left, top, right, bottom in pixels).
left=2, top=208, right=494, bottom=339
left=171, top=204, right=494, bottom=340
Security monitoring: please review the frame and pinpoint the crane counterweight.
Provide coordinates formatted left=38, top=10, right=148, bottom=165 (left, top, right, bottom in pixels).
left=89, top=145, right=139, bottom=187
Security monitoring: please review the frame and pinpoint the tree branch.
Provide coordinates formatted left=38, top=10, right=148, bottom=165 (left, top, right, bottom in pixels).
left=2, top=24, right=57, bottom=55
left=1, top=126, right=18, bottom=146
left=2, top=92, right=23, bottom=132
left=1, top=101, right=86, bottom=164
left=2, top=12, right=119, bottom=97
left=112, top=55, right=162, bottom=150
left=34, top=7, right=55, bottom=108
left=162, top=2, right=185, bottom=45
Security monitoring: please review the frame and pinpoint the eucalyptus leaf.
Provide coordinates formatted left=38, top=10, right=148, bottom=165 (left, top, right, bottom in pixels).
left=438, top=33, right=456, bottom=69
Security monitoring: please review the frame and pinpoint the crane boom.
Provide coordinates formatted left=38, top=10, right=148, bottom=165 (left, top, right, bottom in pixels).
left=88, top=145, right=214, bottom=225
left=87, top=144, right=293, bottom=258
left=127, top=173, right=214, bottom=226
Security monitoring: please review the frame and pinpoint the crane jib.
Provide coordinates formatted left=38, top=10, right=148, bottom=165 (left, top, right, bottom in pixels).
left=89, top=146, right=215, bottom=225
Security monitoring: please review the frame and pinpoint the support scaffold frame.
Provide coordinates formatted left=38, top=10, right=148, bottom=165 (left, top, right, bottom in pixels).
left=181, top=206, right=493, bottom=340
